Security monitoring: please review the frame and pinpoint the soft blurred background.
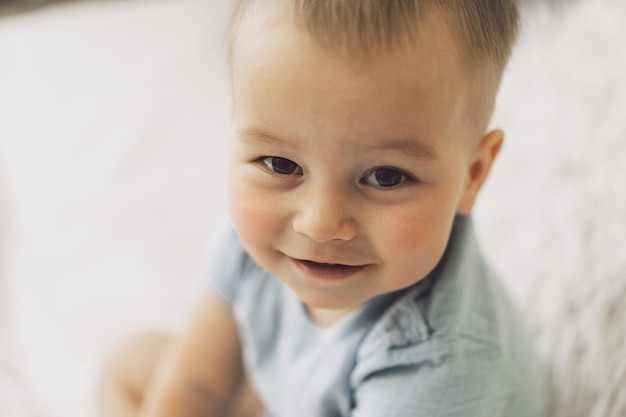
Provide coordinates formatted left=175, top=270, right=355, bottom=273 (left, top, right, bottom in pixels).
left=0, top=0, right=624, bottom=416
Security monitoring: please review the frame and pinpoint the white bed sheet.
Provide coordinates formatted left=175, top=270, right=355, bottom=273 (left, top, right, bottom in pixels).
left=0, top=0, right=625, bottom=416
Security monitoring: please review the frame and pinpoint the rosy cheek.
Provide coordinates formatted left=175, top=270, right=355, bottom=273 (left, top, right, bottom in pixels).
left=378, top=210, right=452, bottom=279
left=390, top=218, right=434, bottom=257
left=228, top=179, right=279, bottom=249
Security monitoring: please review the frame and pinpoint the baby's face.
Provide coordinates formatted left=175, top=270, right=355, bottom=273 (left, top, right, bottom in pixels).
left=228, top=13, right=488, bottom=324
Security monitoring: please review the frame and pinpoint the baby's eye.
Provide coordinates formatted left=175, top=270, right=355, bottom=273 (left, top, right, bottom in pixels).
left=261, top=156, right=303, bottom=175
left=362, top=168, right=410, bottom=188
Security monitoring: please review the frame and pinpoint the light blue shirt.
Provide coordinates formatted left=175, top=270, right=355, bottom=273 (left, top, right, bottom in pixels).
left=208, top=216, right=543, bottom=417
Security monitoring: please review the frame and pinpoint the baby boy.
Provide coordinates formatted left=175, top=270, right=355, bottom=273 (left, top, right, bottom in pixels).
left=100, top=1, right=544, bottom=416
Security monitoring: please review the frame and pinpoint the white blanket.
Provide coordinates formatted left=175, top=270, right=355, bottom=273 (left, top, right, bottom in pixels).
left=0, top=0, right=624, bottom=416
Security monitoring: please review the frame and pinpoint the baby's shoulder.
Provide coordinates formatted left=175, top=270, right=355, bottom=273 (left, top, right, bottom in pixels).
left=351, top=223, right=531, bottom=397
left=351, top=273, right=512, bottom=389
left=349, top=252, right=542, bottom=415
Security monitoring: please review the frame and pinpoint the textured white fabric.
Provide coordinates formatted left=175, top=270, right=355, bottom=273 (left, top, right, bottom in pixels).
left=0, top=0, right=625, bottom=416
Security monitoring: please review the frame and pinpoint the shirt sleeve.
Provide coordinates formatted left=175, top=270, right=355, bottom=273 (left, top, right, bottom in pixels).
left=350, top=336, right=512, bottom=417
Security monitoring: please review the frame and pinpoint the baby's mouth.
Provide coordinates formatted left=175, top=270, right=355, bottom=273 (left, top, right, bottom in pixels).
left=291, top=258, right=368, bottom=280
left=303, top=260, right=357, bottom=268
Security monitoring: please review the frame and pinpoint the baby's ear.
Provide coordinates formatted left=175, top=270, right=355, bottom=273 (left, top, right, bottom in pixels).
left=456, top=129, right=504, bottom=215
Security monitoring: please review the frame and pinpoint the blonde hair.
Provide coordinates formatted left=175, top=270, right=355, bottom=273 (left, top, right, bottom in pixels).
left=226, top=0, right=519, bottom=76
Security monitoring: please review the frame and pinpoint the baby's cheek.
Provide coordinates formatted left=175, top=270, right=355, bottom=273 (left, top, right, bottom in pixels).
left=228, top=181, right=282, bottom=253
left=379, top=212, right=424, bottom=249
left=380, top=213, right=451, bottom=279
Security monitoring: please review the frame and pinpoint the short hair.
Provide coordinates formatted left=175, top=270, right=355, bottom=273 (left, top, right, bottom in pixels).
left=225, top=0, right=520, bottom=135
left=226, top=0, right=519, bottom=77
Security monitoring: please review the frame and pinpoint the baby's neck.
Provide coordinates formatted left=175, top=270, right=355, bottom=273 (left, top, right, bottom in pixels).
left=306, top=305, right=357, bottom=327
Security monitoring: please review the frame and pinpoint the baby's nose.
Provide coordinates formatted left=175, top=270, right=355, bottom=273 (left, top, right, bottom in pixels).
left=292, top=188, right=356, bottom=243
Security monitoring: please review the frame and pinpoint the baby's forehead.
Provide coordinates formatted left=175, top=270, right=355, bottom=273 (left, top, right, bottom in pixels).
left=233, top=28, right=481, bottom=150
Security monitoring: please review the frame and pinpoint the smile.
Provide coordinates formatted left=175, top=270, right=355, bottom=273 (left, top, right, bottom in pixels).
left=290, top=258, right=369, bottom=281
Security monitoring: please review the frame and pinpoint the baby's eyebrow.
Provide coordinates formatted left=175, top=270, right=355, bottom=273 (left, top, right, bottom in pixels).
left=236, top=128, right=293, bottom=149
left=373, top=138, right=438, bottom=160
left=237, top=128, right=438, bottom=160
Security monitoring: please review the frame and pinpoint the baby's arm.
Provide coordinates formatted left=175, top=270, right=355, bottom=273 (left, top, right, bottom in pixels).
left=138, top=289, right=244, bottom=417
